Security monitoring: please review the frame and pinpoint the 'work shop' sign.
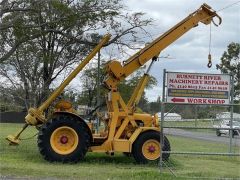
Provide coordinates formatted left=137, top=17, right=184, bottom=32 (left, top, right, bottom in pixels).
left=166, top=72, right=231, bottom=105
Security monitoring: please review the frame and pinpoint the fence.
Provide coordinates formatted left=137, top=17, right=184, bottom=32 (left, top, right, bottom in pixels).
left=159, top=69, right=240, bottom=179
left=0, top=112, right=26, bottom=123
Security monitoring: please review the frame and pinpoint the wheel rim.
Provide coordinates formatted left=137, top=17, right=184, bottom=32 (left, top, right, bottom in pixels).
left=142, top=139, right=160, bottom=160
left=50, top=126, right=79, bottom=155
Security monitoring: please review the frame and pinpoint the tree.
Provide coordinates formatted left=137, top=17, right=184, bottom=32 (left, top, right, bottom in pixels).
left=0, top=0, right=152, bottom=109
left=148, top=96, right=161, bottom=114
left=78, top=61, right=157, bottom=112
left=0, top=86, right=26, bottom=112
left=216, top=42, right=240, bottom=100
left=77, top=60, right=107, bottom=108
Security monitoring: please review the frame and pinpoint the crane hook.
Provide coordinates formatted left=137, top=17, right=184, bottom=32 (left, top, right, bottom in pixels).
left=212, top=14, right=222, bottom=27
left=207, top=54, right=212, bottom=68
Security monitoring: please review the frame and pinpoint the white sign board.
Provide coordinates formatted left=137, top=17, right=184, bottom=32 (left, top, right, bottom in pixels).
left=166, top=72, right=230, bottom=105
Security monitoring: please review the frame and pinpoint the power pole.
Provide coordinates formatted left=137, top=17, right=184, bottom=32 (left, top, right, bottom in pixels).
left=96, top=51, right=101, bottom=132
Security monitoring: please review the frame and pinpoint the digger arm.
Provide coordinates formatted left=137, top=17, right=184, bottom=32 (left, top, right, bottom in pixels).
left=104, top=3, right=221, bottom=90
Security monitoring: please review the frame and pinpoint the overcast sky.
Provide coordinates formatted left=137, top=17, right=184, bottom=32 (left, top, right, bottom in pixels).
left=120, top=0, right=240, bottom=102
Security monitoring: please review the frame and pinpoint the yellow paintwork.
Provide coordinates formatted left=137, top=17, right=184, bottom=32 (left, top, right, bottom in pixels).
left=90, top=3, right=221, bottom=154
left=6, top=34, right=111, bottom=145
left=6, top=124, right=28, bottom=145
left=154, top=113, right=159, bottom=127
left=127, top=74, right=150, bottom=111
left=90, top=126, right=159, bottom=153
left=50, top=126, right=79, bottom=155
left=7, top=4, right=222, bottom=159
left=113, top=140, right=131, bottom=152
left=55, top=100, right=72, bottom=110
left=104, top=4, right=221, bottom=90
left=24, top=34, right=111, bottom=126
left=90, top=140, right=112, bottom=152
left=128, top=127, right=159, bottom=148
left=142, top=139, right=161, bottom=160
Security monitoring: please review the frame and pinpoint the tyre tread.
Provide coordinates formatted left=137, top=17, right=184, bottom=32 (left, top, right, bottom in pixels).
left=37, top=115, right=90, bottom=163
left=132, top=130, right=171, bottom=164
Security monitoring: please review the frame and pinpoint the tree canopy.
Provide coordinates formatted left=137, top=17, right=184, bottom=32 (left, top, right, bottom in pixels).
left=0, top=0, right=152, bottom=109
left=77, top=60, right=157, bottom=112
left=217, top=42, right=240, bottom=100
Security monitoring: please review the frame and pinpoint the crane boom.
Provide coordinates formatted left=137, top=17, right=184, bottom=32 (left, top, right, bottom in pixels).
left=104, top=3, right=221, bottom=90
left=6, top=3, right=223, bottom=164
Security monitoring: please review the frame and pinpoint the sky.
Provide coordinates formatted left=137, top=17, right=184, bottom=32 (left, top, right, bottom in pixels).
left=121, top=0, right=240, bottom=102
left=59, top=0, right=240, bottom=103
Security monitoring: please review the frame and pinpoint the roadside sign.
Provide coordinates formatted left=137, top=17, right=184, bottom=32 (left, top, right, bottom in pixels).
left=166, top=72, right=231, bottom=105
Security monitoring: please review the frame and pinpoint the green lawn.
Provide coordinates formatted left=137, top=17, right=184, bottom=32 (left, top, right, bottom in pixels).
left=163, top=120, right=218, bottom=133
left=0, top=123, right=239, bottom=179
left=163, top=119, right=214, bottom=127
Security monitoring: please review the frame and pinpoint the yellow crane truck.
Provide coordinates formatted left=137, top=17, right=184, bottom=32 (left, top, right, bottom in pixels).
left=7, top=4, right=221, bottom=163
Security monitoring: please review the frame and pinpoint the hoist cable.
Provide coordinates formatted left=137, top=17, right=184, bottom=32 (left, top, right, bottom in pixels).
left=206, top=1, right=240, bottom=68
left=207, top=23, right=212, bottom=68
left=209, top=23, right=212, bottom=55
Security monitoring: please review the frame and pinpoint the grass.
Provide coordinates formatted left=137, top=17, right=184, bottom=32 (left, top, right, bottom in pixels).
left=163, top=120, right=214, bottom=127
left=164, top=120, right=217, bottom=133
left=0, top=123, right=239, bottom=179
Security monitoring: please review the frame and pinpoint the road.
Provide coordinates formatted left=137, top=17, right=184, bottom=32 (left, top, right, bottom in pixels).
left=164, top=128, right=240, bottom=146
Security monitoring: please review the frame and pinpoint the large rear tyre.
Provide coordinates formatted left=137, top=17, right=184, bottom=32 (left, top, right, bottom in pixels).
left=37, top=115, right=90, bottom=163
left=132, top=131, right=170, bottom=164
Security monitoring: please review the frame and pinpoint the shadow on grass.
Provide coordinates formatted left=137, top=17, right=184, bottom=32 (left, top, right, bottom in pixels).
left=84, top=153, right=136, bottom=165
left=83, top=153, right=182, bottom=169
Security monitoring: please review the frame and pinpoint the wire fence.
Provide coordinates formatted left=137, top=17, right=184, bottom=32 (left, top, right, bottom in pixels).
left=159, top=104, right=240, bottom=179
left=158, top=70, right=240, bottom=179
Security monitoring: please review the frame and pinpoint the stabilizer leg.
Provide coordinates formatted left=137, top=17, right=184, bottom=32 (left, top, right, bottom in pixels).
left=6, top=123, right=28, bottom=145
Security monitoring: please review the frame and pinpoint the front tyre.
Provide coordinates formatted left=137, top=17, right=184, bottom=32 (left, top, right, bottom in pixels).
left=37, top=115, right=90, bottom=163
left=132, top=131, right=171, bottom=164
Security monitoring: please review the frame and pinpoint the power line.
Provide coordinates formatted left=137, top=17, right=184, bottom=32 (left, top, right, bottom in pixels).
left=217, top=1, right=240, bottom=12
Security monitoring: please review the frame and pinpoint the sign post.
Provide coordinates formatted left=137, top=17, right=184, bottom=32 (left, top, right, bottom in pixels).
left=159, top=69, right=166, bottom=172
